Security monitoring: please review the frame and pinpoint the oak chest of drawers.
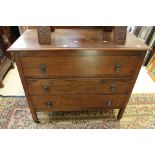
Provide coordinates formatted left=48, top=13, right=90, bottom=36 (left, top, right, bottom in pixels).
left=8, top=28, right=151, bottom=123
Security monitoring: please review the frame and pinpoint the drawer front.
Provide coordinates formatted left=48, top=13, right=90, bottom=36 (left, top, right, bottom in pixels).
left=31, top=95, right=127, bottom=112
left=27, top=78, right=131, bottom=95
left=20, top=55, right=140, bottom=78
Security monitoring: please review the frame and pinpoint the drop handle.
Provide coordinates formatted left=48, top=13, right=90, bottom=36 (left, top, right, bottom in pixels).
left=110, top=84, right=116, bottom=92
left=46, top=101, right=53, bottom=108
left=40, top=64, right=46, bottom=73
left=43, top=85, right=49, bottom=92
left=115, top=64, right=121, bottom=72
left=107, top=100, right=112, bottom=107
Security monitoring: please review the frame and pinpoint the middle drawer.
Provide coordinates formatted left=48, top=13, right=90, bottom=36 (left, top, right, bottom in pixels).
left=26, top=78, right=131, bottom=95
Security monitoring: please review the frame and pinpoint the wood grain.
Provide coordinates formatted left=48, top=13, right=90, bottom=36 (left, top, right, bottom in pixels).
left=7, top=28, right=150, bottom=122
left=117, top=51, right=146, bottom=120
left=26, top=78, right=131, bottom=95
left=8, top=29, right=151, bottom=51
left=14, top=52, right=39, bottom=123
left=20, top=55, right=141, bottom=78
left=31, top=94, right=128, bottom=112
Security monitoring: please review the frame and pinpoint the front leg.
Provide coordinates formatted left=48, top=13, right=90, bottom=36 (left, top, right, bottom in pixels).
left=0, top=80, right=4, bottom=88
left=10, top=61, right=15, bottom=69
left=117, top=107, right=126, bottom=120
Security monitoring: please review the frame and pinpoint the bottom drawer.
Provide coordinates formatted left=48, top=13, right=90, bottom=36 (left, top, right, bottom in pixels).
left=31, top=95, right=128, bottom=112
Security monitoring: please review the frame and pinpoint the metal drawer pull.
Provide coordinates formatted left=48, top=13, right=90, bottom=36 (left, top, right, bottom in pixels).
left=40, top=64, right=46, bottom=73
left=110, top=83, right=116, bottom=92
left=115, top=63, right=121, bottom=72
left=46, top=101, right=53, bottom=108
left=43, top=85, right=49, bottom=92
left=107, top=100, right=112, bottom=107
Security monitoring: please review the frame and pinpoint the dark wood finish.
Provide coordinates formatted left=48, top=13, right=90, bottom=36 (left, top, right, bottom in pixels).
left=0, top=27, right=14, bottom=88
left=37, top=27, right=51, bottom=45
left=113, top=26, right=127, bottom=45
left=8, top=29, right=151, bottom=51
left=20, top=54, right=141, bottom=78
left=8, top=28, right=151, bottom=123
left=26, top=78, right=131, bottom=95
left=19, top=50, right=144, bottom=56
left=117, top=51, right=146, bottom=120
left=0, top=80, right=4, bottom=87
left=117, top=107, right=126, bottom=120
left=31, top=94, right=127, bottom=112
left=14, top=52, right=39, bottom=123
left=48, top=26, right=127, bottom=45
left=0, top=58, right=12, bottom=87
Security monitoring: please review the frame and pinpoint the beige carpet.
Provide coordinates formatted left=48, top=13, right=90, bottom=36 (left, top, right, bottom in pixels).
left=0, top=94, right=155, bottom=129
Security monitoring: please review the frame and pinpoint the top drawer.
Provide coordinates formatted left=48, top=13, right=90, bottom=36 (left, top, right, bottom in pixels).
left=20, top=52, right=141, bottom=78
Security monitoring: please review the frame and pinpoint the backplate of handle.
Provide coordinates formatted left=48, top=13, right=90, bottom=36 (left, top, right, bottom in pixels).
left=46, top=101, right=53, bottom=108
left=115, top=63, right=121, bottom=72
left=40, top=64, right=46, bottom=73
left=107, top=100, right=112, bottom=107
left=110, top=83, right=116, bottom=92
left=43, top=84, right=49, bottom=92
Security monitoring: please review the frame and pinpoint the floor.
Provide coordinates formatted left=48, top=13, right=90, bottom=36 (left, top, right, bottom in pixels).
left=0, top=64, right=155, bottom=96
left=0, top=65, right=25, bottom=96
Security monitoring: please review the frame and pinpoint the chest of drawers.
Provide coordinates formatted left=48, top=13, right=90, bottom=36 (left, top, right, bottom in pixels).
left=8, top=28, right=151, bottom=123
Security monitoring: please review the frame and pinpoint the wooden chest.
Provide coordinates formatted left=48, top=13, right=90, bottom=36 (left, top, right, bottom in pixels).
left=8, top=28, right=151, bottom=123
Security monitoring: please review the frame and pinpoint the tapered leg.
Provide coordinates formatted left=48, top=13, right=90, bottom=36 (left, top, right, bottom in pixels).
left=34, top=119, right=40, bottom=123
left=10, top=62, right=15, bottom=69
left=28, top=102, right=40, bottom=123
left=31, top=111, right=40, bottom=123
left=0, top=80, right=4, bottom=88
left=117, top=107, right=125, bottom=120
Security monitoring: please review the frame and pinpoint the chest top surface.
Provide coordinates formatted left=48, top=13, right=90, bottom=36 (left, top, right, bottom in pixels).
left=8, top=28, right=151, bottom=52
